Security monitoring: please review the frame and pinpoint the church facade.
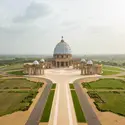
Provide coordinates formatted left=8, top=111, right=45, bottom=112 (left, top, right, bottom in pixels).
left=24, top=37, right=102, bottom=75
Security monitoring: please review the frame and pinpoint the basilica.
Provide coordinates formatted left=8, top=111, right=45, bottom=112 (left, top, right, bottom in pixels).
left=24, top=37, right=102, bottom=75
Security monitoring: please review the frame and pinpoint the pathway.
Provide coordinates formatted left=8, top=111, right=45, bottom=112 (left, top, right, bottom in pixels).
left=25, top=78, right=52, bottom=125
left=74, top=79, right=101, bottom=125
left=39, top=68, right=100, bottom=125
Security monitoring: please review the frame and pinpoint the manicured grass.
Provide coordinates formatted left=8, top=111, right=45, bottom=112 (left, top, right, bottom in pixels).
left=40, top=90, right=55, bottom=122
left=0, top=75, right=3, bottom=78
left=69, top=84, right=74, bottom=89
left=0, top=78, right=43, bottom=89
left=2, top=64, right=23, bottom=71
left=8, top=70, right=26, bottom=75
left=119, top=75, right=125, bottom=78
left=0, top=78, right=43, bottom=116
left=71, top=90, right=86, bottom=122
left=102, top=70, right=119, bottom=75
left=103, top=66, right=124, bottom=72
left=88, top=91, right=125, bottom=116
left=83, top=78, right=125, bottom=90
left=51, top=84, right=56, bottom=89
left=0, top=91, right=37, bottom=116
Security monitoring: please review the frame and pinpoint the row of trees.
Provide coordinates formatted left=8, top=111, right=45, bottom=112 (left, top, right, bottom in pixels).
left=1, top=57, right=125, bottom=67
left=94, top=60, right=125, bottom=67
left=0, top=58, right=40, bottom=66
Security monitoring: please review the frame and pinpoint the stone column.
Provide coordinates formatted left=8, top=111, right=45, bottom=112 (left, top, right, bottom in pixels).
left=68, top=62, right=69, bottom=67
left=30, top=68, right=32, bottom=75
left=41, top=64, right=44, bottom=75
left=32, top=67, right=34, bottom=75
left=56, top=61, right=57, bottom=67
left=27, top=67, right=29, bottom=75
left=33, top=67, right=36, bottom=75
left=64, top=62, right=66, bottom=67
left=43, top=65, right=44, bottom=75
left=36, top=67, right=38, bottom=75
left=81, top=62, right=84, bottom=75
left=88, top=66, right=90, bottom=75
left=59, top=62, right=61, bottom=67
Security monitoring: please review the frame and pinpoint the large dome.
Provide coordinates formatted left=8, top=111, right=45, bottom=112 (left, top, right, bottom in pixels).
left=54, top=37, right=71, bottom=55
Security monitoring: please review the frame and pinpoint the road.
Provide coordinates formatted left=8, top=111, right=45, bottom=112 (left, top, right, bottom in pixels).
left=25, top=78, right=52, bottom=125
left=74, top=79, right=101, bottom=125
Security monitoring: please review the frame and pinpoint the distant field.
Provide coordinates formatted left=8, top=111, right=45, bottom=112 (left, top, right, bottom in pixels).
left=0, top=78, right=43, bottom=90
left=102, top=65, right=124, bottom=75
left=102, top=70, right=120, bottom=75
left=84, top=78, right=125, bottom=116
left=88, top=91, right=125, bottom=116
left=1, top=64, right=23, bottom=71
left=0, top=92, right=29, bottom=116
left=119, top=75, right=125, bottom=78
left=83, top=78, right=125, bottom=90
left=0, top=91, right=37, bottom=116
left=0, top=78, right=44, bottom=116
left=8, top=70, right=26, bottom=76
left=103, top=65, right=124, bottom=71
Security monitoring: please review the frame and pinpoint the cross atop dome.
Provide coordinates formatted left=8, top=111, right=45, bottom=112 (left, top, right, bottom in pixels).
left=61, top=36, right=64, bottom=42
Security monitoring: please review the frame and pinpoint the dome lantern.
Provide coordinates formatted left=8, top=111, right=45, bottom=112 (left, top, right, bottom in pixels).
left=87, top=60, right=93, bottom=65
left=33, top=60, right=39, bottom=65
left=81, top=58, right=86, bottom=63
left=61, top=36, right=64, bottom=42
left=40, top=58, right=45, bottom=63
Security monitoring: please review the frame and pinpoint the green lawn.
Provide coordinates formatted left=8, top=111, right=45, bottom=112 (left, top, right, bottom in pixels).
left=40, top=90, right=55, bottom=122
left=119, top=75, right=125, bottom=78
left=0, top=75, right=3, bottom=78
left=51, top=84, right=56, bottom=89
left=69, top=84, right=74, bottom=89
left=102, top=65, right=124, bottom=75
left=0, top=78, right=43, bottom=89
left=0, top=78, right=44, bottom=116
left=0, top=91, right=37, bottom=116
left=8, top=70, right=26, bottom=76
left=89, top=91, right=125, bottom=116
left=2, top=64, right=23, bottom=71
left=71, top=90, right=86, bottom=122
left=103, top=66, right=124, bottom=72
left=102, top=70, right=120, bottom=75
left=83, top=78, right=125, bottom=90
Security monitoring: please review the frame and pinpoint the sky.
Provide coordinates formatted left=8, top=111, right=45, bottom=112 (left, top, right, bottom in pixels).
left=0, top=0, right=125, bottom=55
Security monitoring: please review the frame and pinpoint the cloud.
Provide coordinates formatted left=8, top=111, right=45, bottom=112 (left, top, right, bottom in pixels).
left=13, top=2, right=52, bottom=23
left=61, top=20, right=80, bottom=31
left=86, top=26, right=113, bottom=34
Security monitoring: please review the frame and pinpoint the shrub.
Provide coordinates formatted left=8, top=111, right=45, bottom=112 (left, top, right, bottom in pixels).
left=4, top=87, right=9, bottom=89
left=13, top=87, right=19, bottom=89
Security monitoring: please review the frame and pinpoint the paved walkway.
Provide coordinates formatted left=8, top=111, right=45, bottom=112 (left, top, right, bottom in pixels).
left=87, top=89, right=125, bottom=92
left=25, top=78, right=52, bottom=125
left=41, top=74, right=77, bottom=125
left=36, top=68, right=100, bottom=125
left=74, top=79, right=101, bottom=125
